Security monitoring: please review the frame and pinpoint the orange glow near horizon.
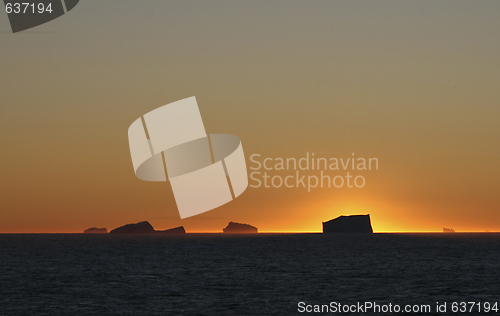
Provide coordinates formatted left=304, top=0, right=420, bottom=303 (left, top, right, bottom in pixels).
left=1, top=2, right=500, bottom=234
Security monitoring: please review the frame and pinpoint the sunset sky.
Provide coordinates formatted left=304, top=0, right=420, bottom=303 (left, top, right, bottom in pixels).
left=1, top=0, right=499, bottom=233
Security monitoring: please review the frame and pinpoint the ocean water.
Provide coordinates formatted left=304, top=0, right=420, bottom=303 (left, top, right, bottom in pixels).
left=0, top=233, right=499, bottom=315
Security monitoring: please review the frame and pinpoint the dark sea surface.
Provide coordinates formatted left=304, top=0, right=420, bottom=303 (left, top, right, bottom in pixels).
left=0, top=233, right=499, bottom=315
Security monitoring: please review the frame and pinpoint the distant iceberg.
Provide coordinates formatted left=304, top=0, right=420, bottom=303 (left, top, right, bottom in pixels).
left=223, top=222, right=258, bottom=234
left=109, top=221, right=186, bottom=235
left=322, top=215, right=373, bottom=233
left=83, top=227, right=107, bottom=234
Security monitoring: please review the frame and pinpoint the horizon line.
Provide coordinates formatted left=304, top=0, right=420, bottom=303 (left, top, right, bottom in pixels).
left=0, top=231, right=498, bottom=234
